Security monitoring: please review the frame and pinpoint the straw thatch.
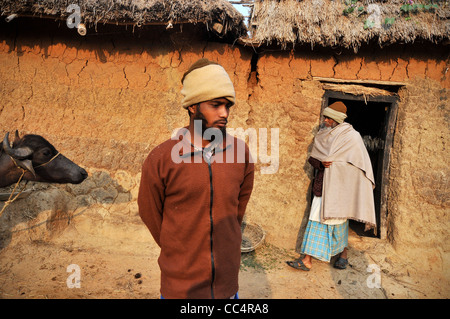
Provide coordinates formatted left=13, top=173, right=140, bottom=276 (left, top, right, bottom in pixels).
left=0, top=0, right=247, bottom=37
left=243, top=0, right=449, bottom=51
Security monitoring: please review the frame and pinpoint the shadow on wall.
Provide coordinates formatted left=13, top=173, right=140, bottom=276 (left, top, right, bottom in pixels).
left=295, top=134, right=316, bottom=253
left=0, top=169, right=138, bottom=251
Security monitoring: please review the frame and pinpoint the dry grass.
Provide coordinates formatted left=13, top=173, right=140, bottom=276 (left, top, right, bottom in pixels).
left=0, top=0, right=247, bottom=37
left=245, top=0, right=449, bottom=51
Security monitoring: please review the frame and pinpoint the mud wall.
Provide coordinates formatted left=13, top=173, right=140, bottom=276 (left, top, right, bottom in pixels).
left=0, top=20, right=252, bottom=174
left=0, top=18, right=449, bottom=266
left=388, top=78, right=449, bottom=274
left=250, top=43, right=449, bottom=275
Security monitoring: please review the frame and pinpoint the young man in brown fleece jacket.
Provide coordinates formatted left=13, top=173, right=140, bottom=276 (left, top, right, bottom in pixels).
left=138, top=59, right=254, bottom=299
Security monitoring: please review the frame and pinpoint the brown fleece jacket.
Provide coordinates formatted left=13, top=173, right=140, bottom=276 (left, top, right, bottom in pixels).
left=138, top=130, right=254, bottom=299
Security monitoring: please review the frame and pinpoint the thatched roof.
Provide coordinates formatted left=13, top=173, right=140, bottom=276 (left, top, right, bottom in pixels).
left=0, top=0, right=247, bottom=37
left=242, top=0, right=449, bottom=51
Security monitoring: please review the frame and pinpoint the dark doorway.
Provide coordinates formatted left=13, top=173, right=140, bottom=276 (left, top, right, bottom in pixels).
left=321, top=90, right=398, bottom=239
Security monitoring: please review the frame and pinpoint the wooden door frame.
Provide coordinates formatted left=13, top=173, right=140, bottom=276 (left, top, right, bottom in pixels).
left=321, top=90, right=399, bottom=239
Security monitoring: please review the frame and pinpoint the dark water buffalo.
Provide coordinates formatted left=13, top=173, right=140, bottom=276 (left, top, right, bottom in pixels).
left=0, top=131, right=88, bottom=188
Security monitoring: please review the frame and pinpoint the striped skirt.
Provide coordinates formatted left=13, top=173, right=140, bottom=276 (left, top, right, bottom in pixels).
left=300, top=220, right=349, bottom=262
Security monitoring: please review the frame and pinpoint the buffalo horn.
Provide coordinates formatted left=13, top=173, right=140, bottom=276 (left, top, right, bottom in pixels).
left=3, top=132, right=33, bottom=160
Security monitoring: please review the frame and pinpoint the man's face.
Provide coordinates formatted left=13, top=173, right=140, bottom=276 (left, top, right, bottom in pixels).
left=323, top=116, right=338, bottom=128
left=190, top=97, right=232, bottom=136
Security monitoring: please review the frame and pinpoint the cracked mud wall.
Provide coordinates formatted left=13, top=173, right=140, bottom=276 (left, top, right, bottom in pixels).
left=1, top=17, right=449, bottom=263
left=388, top=79, right=449, bottom=276
left=0, top=20, right=252, bottom=175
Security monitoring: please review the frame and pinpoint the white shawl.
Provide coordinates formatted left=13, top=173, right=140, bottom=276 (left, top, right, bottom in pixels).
left=310, top=123, right=377, bottom=232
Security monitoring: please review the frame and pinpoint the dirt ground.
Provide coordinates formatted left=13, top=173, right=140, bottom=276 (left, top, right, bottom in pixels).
left=0, top=182, right=448, bottom=300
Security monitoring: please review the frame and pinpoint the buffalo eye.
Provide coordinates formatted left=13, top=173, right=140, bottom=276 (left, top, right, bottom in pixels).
left=42, top=149, right=52, bottom=157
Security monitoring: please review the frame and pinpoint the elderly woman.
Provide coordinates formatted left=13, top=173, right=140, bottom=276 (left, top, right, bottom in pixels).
left=287, top=101, right=376, bottom=271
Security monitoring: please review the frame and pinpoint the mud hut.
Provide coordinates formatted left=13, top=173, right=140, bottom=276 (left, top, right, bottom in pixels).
left=238, top=0, right=449, bottom=274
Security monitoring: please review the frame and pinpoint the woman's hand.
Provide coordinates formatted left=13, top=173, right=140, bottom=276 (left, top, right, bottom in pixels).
left=322, top=161, right=332, bottom=168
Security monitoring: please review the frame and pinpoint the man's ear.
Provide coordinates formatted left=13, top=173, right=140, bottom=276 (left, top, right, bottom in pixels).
left=188, top=104, right=197, bottom=116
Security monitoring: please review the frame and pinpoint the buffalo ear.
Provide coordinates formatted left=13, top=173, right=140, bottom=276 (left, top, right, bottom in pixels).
left=13, top=130, right=21, bottom=147
left=16, top=159, right=36, bottom=178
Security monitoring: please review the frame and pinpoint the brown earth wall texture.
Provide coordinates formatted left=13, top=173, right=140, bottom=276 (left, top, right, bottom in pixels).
left=388, top=78, right=449, bottom=275
left=0, top=19, right=449, bottom=270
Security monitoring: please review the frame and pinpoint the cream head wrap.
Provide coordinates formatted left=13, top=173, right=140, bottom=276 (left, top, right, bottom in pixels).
left=181, top=59, right=235, bottom=109
left=323, top=101, right=348, bottom=124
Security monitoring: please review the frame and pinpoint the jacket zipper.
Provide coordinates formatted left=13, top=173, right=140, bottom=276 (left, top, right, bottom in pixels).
left=207, top=161, right=215, bottom=299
